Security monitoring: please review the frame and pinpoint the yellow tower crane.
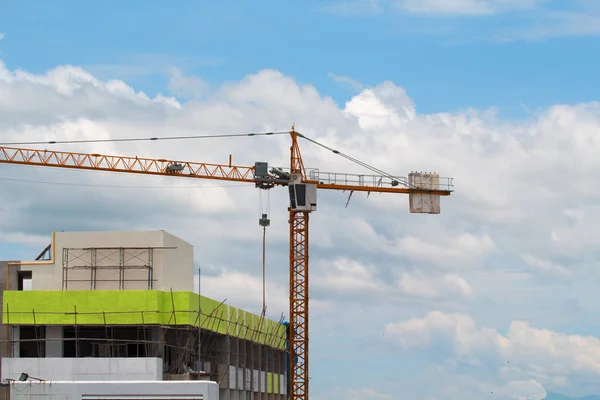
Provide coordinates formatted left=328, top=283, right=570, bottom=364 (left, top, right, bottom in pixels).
left=0, top=126, right=453, bottom=400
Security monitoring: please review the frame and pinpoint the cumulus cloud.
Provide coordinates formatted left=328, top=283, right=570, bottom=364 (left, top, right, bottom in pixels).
left=385, top=311, right=600, bottom=396
left=3, top=59, right=600, bottom=398
left=194, top=267, right=334, bottom=317
left=167, top=67, right=210, bottom=99
left=310, top=255, right=475, bottom=302
left=497, top=380, right=547, bottom=400
left=313, top=257, right=381, bottom=294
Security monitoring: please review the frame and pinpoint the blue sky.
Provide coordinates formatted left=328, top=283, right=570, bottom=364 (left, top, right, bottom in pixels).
left=2, top=0, right=599, bottom=117
left=2, top=1, right=600, bottom=399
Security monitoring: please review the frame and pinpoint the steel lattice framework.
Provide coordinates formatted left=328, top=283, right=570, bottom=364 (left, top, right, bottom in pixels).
left=288, top=129, right=311, bottom=399
left=0, top=146, right=256, bottom=183
left=289, top=210, right=309, bottom=399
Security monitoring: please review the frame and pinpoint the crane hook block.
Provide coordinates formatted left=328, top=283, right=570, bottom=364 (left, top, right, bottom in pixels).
left=259, top=213, right=270, bottom=227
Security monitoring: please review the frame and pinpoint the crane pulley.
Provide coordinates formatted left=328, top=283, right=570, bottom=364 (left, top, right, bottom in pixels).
left=0, top=126, right=453, bottom=400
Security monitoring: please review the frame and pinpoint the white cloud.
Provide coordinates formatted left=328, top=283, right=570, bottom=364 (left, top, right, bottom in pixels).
left=168, top=67, right=210, bottom=99
left=397, top=233, right=496, bottom=267
left=314, top=386, right=393, bottom=400
left=397, top=366, right=550, bottom=400
left=313, top=257, right=381, bottom=294
left=328, top=72, right=365, bottom=92
left=194, top=267, right=335, bottom=319
left=85, top=53, right=223, bottom=80
left=310, top=255, right=474, bottom=302
left=396, top=0, right=495, bottom=15
left=317, top=0, right=383, bottom=16
left=489, top=10, right=600, bottom=42
left=521, top=253, right=573, bottom=279
left=321, top=0, right=600, bottom=43
left=384, top=311, right=501, bottom=351
left=395, top=0, right=547, bottom=16
left=0, top=231, right=50, bottom=247
left=398, top=272, right=473, bottom=299
left=344, top=80, right=416, bottom=127
left=344, top=387, right=392, bottom=399
left=0, top=33, right=4, bottom=41
left=385, top=311, right=600, bottom=395
left=3, top=59, right=600, bottom=398
left=196, top=268, right=283, bottom=317
left=321, top=0, right=547, bottom=17
left=497, top=380, right=547, bottom=400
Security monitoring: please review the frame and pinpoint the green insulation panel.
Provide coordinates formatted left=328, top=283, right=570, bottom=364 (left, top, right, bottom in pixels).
left=3, top=290, right=286, bottom=349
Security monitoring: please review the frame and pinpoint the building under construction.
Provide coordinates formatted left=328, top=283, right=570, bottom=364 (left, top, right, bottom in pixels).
left=0, top=230, right=289, bottom=400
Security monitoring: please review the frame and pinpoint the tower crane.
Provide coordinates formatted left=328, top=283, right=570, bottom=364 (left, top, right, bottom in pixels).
left=0, top=126, right=453, bottom=400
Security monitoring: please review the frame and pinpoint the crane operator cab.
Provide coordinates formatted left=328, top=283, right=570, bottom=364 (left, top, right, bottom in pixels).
left=288, top=179, right=317, bottom=212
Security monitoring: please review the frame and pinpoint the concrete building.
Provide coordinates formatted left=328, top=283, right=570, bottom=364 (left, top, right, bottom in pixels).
left=0, top=230, right=289, bottom=400
left=9, top=380, right=220, bottom=400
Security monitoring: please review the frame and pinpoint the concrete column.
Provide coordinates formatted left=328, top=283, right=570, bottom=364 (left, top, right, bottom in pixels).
left=280, top=350, right=286, bottom=400
left=269, top=348, right=274, bottom=400
left=152, top=327, right=165, bottom=358
left=225, top=335, right=232, bottom=400
left=233, top=338, right=240, bottom=400
left=10, top=326, right=19, bottom=357
left=45, top=326, right=63, bottom=357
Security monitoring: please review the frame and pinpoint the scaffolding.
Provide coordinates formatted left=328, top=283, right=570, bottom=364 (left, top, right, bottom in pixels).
left=61, top=246, right=176, bottom=290
left=1, top=306, right=287, bottom=387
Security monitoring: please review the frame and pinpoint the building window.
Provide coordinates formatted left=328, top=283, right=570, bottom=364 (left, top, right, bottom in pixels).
left=62, top=326, right=150, bottom=358
left=19, top=326, right=45, bottom=357
left=17, top=271, right=32, bottom=291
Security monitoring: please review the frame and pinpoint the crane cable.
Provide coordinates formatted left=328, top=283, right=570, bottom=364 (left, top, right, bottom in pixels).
left=297, top=133, right=410, bottom=187
left=0, top=131, right=288, bottom=146
left=262, top=224, right=267, bottom=318
left=258, top=190, right=271, bottom=317
left=0, top=129, right=411, bottom=188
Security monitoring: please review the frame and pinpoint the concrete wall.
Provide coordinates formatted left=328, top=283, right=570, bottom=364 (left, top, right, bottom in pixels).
left=20, top=230, right=194, bottom=292
left=44, top=326, right=62, bottom=357
left=1, top=357, right=163, bottom=381
left=0, top=261, right=20, bottom=359
left=9, top=380, right=219, bottom=400
left=0, top=260, right=21, bottom=400
left=162, top=230, right=194, bottom=292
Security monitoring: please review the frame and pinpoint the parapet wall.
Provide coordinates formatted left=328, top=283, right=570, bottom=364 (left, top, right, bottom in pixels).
left=3, top=290, right=287, bottom=349
left=2, top=357, right=163, bottom=381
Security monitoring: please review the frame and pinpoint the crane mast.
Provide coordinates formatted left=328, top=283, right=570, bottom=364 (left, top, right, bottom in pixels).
left=0, top=127, right=453, bottom=400
left=288, top=129, right=310, bottom=400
